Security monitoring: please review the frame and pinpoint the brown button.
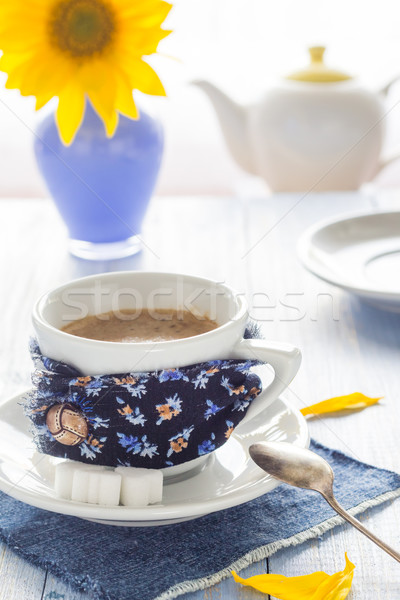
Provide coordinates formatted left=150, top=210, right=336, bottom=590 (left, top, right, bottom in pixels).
left=46, top=403, right=88, bottom=446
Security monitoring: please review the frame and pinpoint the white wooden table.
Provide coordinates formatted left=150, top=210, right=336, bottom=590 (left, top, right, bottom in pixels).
left=1, top=191, right=400, bottom=599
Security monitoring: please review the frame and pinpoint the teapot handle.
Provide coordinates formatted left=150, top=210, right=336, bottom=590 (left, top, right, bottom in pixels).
left=379, top=74, right=400, bottom=97
left=373, top=150, right=400, bottom=178
left=371, top=76, right=400, bottom=178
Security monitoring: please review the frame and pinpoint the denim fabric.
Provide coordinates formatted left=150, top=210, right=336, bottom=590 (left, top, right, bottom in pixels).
left=0, top=440, right=399, bottom=600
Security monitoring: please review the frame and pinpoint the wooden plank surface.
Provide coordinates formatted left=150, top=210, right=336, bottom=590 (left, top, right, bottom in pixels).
left=0, top=192, right=400, bottom=599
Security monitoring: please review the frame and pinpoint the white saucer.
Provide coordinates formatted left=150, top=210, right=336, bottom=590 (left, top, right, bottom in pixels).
left=298, top=210, right=400, bottom=311
left=0, top=391, right=308, bottom=527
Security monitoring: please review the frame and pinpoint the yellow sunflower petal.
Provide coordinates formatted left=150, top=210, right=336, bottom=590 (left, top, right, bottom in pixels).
left=300, top=393, right=382, bottom=418
left=313, top=555, right=355, bottom=600
left=115, top=73, right=139, bottom=120
left=29, top=59, right=74, bottom=106
left=232, top=571, right=327, bottom=597
left=116, top=1, right=172, bottom=27
left=0, top=52, right=32, bottom=82
left=0, top=6, right=47, bottom=51
left=36, top=94, right=53, bottom=111
left=0, top=4, right=47, bottom=25
left=1, top=48, right=73, bottom=108
left=56, top=83, right=85, bottom=145
left=119, top=27, right=172, bottom=56
left=0, top=55, right=40, bottom=96
left=7, top=48, right=68, bottom=90
left=35, top=65, right=75, bottom=111
left=86, top=89, right=119, bottom=136
left=122, top=58, right=166, bottom=96
left=79, top=61, right=118, bottom=137
left=232, top=554, right=355, bottom=600
left=0, top=34, right=45, bottom=53
left=116, top=0, right=172, bottom=18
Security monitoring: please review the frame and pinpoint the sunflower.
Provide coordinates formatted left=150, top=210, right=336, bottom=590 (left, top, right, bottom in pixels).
left=0, top=0, right=172, bottom=144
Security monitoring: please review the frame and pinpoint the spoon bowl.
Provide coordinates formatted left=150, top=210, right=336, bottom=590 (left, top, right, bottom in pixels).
left=250, top=441, right=334, bottom=495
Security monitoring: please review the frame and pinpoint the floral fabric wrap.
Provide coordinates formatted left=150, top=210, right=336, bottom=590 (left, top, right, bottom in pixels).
left=25, top=337, right=264, bottom=469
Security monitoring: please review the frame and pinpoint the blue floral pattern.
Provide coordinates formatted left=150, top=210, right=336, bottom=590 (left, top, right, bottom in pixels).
left=24, top=337, right=263, bottom=469
left=198, top=433, right=216, bottom=456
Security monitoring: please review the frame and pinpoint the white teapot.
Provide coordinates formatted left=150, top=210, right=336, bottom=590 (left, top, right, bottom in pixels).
left=194, top=47, right=400, bottom=192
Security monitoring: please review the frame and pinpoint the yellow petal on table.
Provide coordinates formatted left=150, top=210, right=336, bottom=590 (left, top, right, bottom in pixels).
left=56, top=82, right=85, bottom=146
left=300, top=393, right=382, bottom=418
left=232, top=554, right=355, bottom=600
left=314, top=554, right=356, bottom=600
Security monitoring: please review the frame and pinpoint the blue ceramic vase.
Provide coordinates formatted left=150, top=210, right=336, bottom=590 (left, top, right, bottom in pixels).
left=34, top=103, right=164, bottom=260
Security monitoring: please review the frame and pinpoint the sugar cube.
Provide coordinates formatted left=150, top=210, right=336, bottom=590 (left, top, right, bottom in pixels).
left=135, top=468, right=163, bottom=504
left=54, top=461, right=77, bottom=500
left=119, top=471, right=150, bottom=507
left=98, top=471, right=121, bottom=506
left=87, top=471, right=101, bottom=504
left=145, top=469, right=163, bottom=504
left=71, top=468, right=90, bottom=502
left=116, top=467, right=163, bottom=505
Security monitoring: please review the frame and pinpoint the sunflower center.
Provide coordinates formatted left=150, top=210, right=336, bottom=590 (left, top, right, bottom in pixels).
left=49, top=0, right=115, bottom=58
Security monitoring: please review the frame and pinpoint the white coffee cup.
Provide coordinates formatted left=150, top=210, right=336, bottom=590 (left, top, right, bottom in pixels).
left=32, top=271, right=301, bottom=473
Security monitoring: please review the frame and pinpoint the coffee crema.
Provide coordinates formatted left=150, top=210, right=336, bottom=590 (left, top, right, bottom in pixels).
left=61, top=309, right=218, bottom=343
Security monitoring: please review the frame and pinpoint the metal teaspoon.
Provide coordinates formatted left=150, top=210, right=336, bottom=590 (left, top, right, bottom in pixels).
left=249, top=441, right=400, bottom=563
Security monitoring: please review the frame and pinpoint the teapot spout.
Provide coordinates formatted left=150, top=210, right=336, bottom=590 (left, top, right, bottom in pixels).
left=193, top=80, right=257, bottom=175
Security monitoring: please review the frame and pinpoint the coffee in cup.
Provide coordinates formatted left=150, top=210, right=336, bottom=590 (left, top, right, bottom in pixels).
left=61, top=308, right=218, bottom=343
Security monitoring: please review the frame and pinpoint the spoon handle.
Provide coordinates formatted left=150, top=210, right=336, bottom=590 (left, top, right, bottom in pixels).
left=324, top=494, right=400, bottom=563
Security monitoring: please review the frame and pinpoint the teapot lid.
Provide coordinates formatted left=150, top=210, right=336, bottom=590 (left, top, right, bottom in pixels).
left=286, top=47, right=352, bottom=83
